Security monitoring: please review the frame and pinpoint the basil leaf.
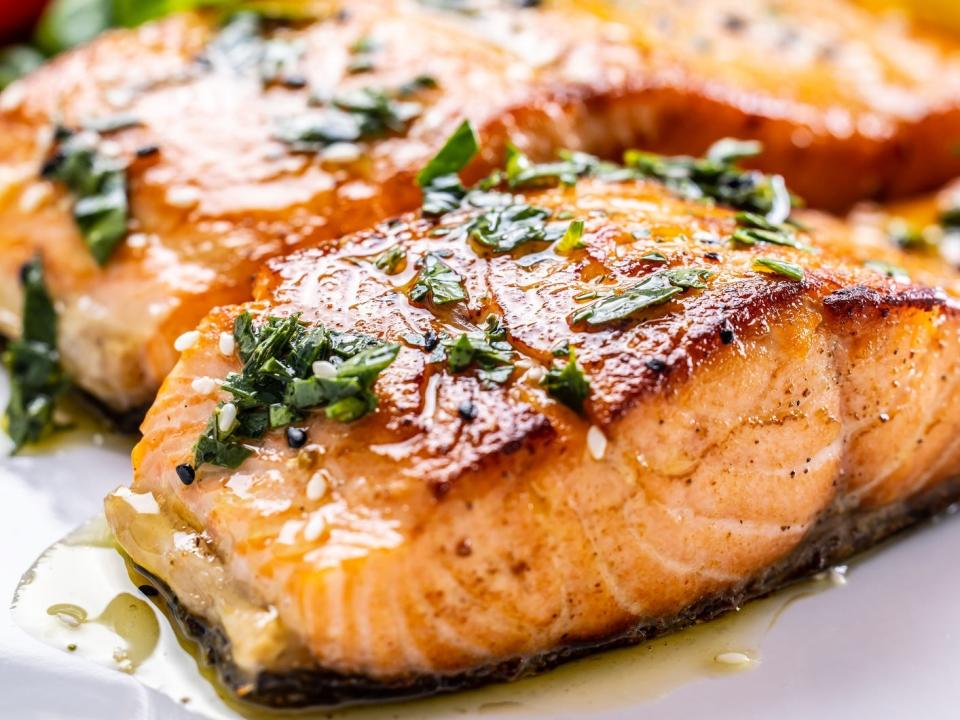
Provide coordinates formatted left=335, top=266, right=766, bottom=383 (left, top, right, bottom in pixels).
left=409, top=253, right=466, bottom=304
left=3, top=258, right=69, bottom=453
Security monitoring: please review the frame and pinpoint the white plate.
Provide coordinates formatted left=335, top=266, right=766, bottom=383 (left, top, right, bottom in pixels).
left=3, top=371, right=960, bottom=720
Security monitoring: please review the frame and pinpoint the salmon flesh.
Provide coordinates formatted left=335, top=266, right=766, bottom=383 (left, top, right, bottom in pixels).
left=3, top=0, right=960, bottom=411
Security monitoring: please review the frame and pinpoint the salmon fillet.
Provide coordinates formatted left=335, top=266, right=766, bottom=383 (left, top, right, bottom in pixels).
left=3, top=0, right=960, bottom=412
left=104, top=146, right=960, bottom=706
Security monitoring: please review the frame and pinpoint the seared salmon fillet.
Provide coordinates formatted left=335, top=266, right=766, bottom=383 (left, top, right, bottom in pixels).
left=105, top=143, right=960, bottom=706
left=3, top=0, right=960, bottom=413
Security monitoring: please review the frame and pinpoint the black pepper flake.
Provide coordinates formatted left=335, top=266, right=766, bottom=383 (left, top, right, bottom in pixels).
left=645, top=358, right=668, bottom=373
left=458, top=402, right=478, bottom=421
left=135, top=144, right=160, bottom=158
left=282, top=74, right=308, bottom=89
left=286, top=426, right=308, bottom=448
left=175, top=463, right=196, bottom=485
left=719, top=319, right=736, bottom=345
left=138, top=584, right=159, bottom=597
left=703, top=252, right=721, bottom=262
left=423, top=329, right=439, bottom=351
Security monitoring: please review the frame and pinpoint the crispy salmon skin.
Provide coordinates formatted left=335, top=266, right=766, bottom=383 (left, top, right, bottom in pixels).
left=3, top=0, right=960, bottom=412
left=105, top=149, right=960, bottom=705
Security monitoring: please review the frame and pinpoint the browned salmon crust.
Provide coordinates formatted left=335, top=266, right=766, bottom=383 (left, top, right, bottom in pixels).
left=3, top=0, right=960, bottom=412
left=106, top=175, right=960, bottom=707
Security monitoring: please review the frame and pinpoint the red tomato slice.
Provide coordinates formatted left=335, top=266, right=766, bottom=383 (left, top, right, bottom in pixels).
left=0, top=0, right=49, bottom=43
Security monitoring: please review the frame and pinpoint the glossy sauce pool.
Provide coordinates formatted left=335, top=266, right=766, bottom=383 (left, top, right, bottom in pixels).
left=10, top=515, right=840, bottom=720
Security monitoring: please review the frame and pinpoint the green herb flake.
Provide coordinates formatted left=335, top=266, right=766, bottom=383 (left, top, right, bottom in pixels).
left=409, top=253, right=466, bottom=304
left=192, top=311, right=399, bottom=470
left=468, top=204, right=552, bottom=254
left=731, top=211, right=812, bottom=252
left=416, top=120, right=479, bottom=216
left=277, top=86, right=422, bottom=152
left=572, top=267, right=714, bottom=326
left=864, top=259, right=910, bottom=283
left=42, top=128, right=129, bottom=265
left=541, top=348, right=589, bottom=413
left=752, top=257, right=805, bottom=281
left=555, top=219, right=586, bottom=254
left=374, top=245, right=407, bottom=275
left=3, top=258, right=69, bottom=453
left=436, top=316, right=515, bottom=385
left=625, top=138, right=792, bottom=221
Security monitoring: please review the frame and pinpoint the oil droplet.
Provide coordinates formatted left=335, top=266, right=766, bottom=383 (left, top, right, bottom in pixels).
left=12, top=515, right=838, bottom=720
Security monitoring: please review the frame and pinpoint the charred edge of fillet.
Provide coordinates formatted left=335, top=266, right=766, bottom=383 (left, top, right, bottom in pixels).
left=823, top=284, right=956, bottom=319
left=134, top=477, right=960, bottom=709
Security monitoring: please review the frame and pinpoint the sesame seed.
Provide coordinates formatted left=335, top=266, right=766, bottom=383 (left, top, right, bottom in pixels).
left=303, top=511, right=327, bottom=542
left=714, top=652, right=751, bottom=666
left=306, top=469, right=330, bottom=501
left=191, top=377, right=218, bottom=394
left=175, top=464, right=195, bottom=485
left=322, top=142, right=361, bottom=163
left=19, top=183, right=52, bottom=213
left=218, top=403, right=237, bottom=434
left=587, top=425, right=607, bottom=461
left=166, top=185, right=200, bottom=208
left=312, top=360, right=338, bottom=379
left=218, top=332, right=235, bottom=357
left=286, top=427, right=308, bottom=448
left=174, top=330, right=200, bottom=352
left=126, top=233, right=148, bottom=249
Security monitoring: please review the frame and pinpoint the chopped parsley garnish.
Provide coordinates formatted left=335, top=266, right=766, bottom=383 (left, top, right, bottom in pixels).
left=3, top=258, right=68, bottom=453
left=467, top=203, right=556, bottom=253
left=641, top=251, right=667, bottom=263
left=571, top=268, right=713, bottom=326
left=374, top=245, right=407, bottom=275
left=752, top=257, right=805, bottom=281
left=732, top=212, right=812, bottom=252
left=864, top=259, right=910, bottom=282
left=42, top=126, right=129, bottom=265
left=504, top=144, right=583, bottom=189
left=417, top=120, right=480, bottom=215
left=942, top=204, right=960, bottom=229
left=625, top=137, right=792, bottom=222
left=409, top=253, right=466, bottom=304
left=193, top=312, right=399, bottom=470
left=541, top=348, right=589, bottom=413
left=443, top=318, right=516, bottom=385
left=276, top=87, right=422, bottom=152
